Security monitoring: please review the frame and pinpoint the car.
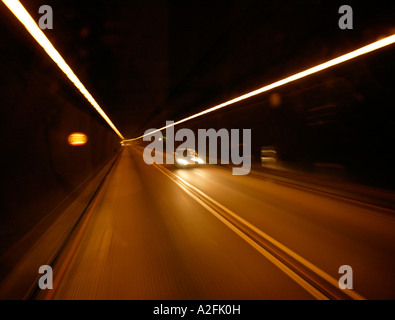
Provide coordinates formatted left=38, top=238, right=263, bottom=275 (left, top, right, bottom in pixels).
left=174, top=148, right=204, bottom=167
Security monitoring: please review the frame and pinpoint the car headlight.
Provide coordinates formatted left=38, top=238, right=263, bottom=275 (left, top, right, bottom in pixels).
left=191, top=157, right=204, bottom=164
left=176, top=158, right=189, bottom=165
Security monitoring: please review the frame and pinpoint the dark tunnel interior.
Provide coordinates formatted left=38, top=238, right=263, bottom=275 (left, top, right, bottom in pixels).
left=0, top=0, right=395, bottom=302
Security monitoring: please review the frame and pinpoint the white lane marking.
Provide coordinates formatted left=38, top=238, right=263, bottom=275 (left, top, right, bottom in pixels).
left=154, top=163, right=366, bottom=300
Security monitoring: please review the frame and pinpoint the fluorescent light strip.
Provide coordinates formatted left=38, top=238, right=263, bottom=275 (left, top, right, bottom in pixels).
left=125, top=33, right=395, bottom=141
left=2, top=0, right=124, bottom=140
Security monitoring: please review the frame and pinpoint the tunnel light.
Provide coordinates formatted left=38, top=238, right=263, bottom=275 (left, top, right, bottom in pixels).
left=2, top=0, right=124, bottom=140
left=68, top=132, right=88, bottom=146
left=124, top=33, right=395, bottom=141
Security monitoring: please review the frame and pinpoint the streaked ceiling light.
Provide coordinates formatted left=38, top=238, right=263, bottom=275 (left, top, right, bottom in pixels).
left=2, top=0, right=124, bottom=140
left=124, top=33, right=395, bottom=142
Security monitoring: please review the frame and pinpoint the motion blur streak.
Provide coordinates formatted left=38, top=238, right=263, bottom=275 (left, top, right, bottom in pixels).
left=125, top=34, right=395, bottom=141
left=1, top=0, right=124, bottom=140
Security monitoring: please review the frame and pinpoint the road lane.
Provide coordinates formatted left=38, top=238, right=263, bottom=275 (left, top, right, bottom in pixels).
left=167, top=160, right=395, bottom=299
left=39, top=147, right=315, bottom=299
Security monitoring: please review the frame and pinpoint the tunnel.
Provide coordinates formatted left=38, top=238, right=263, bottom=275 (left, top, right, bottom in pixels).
left=0, top=0, right=395, bottom=305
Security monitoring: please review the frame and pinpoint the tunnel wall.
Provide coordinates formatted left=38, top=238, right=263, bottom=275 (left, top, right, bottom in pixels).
left=0, top=12, right=121, bottom=255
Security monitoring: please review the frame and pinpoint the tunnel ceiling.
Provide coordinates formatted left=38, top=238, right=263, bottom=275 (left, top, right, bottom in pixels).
left=13, top=0, right=395, bottom=138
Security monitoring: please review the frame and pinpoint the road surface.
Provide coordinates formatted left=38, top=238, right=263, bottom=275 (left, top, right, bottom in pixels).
left=36, top=147, right=395, bottom=300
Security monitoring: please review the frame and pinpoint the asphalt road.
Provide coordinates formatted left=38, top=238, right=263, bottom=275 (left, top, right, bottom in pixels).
left=37, top=147, right=395, bottom=300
